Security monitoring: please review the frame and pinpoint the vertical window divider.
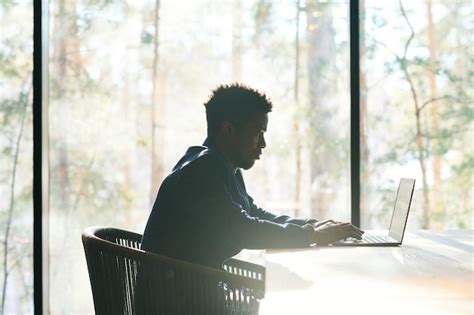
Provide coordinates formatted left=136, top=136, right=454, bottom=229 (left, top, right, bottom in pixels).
left=350, top=0, right=361, bottom=227
left=34, top=0, right=49, bottom=313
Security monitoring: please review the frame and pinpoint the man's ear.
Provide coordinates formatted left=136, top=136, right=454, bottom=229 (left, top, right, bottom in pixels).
left=221, top=121, right=236, bottom=137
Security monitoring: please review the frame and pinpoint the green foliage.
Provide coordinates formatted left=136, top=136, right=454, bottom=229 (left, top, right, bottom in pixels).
left=141, top=30, right=153, bottom=45
left=252, top=0, right=273, bottom=46
left=452, top=151, right=474, bottom=175
left=412, top=56, right=430, bottom=67
left=362, top=1, right=473, bottom=229
left=383, top=58, right=397, bottom=74
left=253, top=0, right=272, bottom=29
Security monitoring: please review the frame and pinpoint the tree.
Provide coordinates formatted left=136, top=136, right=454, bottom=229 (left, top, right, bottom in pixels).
left=304, top=2, right=338, bottom=219
left=149, top=0, right=165, bottom=205
left=253, top=0, right=271, bottom=54
left=233, top=0, right=243, bottom=81
left=293, top=0, right=302, bottom=216
left=0, top=3, right=34, bottom=313
left=1, top=85, right=31, bottom=314
left=426, top=0, right=443, bottom=219
left=366, top=0, right=473, bottom=228
left=51, top=0, right=82, bottom=211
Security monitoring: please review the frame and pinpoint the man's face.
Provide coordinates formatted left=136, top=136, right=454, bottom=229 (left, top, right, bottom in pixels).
left=230, top=111, right=268, bottom=170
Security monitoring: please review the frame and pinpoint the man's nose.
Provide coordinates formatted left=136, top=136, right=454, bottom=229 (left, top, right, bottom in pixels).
left=259, top=135, right=266, bottom=149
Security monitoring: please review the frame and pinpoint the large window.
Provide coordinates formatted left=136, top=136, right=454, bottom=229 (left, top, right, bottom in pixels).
left=47, top=1, right=349, bottom=312
left=0, top=0, right=472, bottom=313
left=360, top=0, right=473, bottom=230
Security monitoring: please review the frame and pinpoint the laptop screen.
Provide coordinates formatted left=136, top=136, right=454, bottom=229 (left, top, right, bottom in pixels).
left=388, top=178, right=415, bottom=241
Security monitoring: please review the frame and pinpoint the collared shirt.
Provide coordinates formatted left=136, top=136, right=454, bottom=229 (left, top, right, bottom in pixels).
left=141, top=138, right=314, bottom=268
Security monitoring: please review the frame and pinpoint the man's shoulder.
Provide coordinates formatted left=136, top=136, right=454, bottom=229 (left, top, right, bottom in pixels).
left=172, top=145, right=228, bottom=175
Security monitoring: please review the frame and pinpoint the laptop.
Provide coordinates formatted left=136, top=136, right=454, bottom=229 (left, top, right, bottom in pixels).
left=334, top=178, right=415, bottom=247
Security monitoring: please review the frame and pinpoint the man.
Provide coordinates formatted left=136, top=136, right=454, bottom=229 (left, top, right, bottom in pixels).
left=141, top=83, right=363, bottom=269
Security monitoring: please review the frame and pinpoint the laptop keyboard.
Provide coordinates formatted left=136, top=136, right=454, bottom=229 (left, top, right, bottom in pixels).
left=343, top=234, right=392, bottom=244
left=361, top=234, right=391, bottom=243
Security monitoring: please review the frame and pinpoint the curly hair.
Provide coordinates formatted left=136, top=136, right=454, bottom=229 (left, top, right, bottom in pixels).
left=204, top=83, right=273, bottom=137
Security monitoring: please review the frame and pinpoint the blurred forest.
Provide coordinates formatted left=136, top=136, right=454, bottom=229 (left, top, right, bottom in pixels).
left=0, top=0, right=472, bottom=313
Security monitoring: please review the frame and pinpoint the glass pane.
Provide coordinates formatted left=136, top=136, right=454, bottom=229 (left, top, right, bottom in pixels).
left=361, top=0, right=473, bottom=229
left=48, top=0, right=349, bottom=312
left=243, top=0, right=351, bottom=222
left=0, top=1, right=34, bottom=313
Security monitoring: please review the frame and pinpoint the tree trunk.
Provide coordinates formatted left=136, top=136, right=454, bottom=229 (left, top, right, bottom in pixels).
left=50, top=2, right=81, bottom=310
left=53, top=0, right=80, bottom=211
left=1, top=87, right=30, bottom=314
left=254, top=1, right=270, bottom=54
left=252, top=1, right=271, bottom=210
left=453, top=3, right=472, bottom=222
left=150, top=0, right=164, bottom=205
left=305, top=3, right=336, bottom=219
left=233, top=0, right=243, bottom=81
left=427, top=0, right=442, bottom=219
left=414, top=98, right=431, bottom=229
left=399, top=0, right=431, bottom=228
left=122, top=52, right=134, bottom=226
left=293, top=0, right=302, bottom=216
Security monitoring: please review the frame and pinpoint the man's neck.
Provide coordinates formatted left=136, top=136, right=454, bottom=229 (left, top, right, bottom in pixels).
left=203, top=136, right=238, bottom=173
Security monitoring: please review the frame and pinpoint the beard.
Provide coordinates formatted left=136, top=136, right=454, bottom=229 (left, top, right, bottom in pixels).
left=237, top=158, right=256, bottom=170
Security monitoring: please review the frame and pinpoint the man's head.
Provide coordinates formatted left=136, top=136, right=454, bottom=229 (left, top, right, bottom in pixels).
left=204, top=83, right=272, bottom=170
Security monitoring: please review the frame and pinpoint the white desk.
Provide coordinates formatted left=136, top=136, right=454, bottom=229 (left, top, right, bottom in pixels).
left=260, top=230, right=473, bottom=315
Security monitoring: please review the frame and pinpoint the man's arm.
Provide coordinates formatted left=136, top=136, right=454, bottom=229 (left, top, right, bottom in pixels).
left=233, top=171, right=363, bottom=244
left=247, top=196, right=317, bottom=226
left=235, top=170, right=317, bottom=226
left=183, top=155, right=362, bottom=249
left=184, top=156, right=314, bottom=249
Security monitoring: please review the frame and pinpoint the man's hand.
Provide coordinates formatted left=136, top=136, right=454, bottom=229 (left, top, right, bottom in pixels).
left=310, top=219, right=343, bottom=229
left=303, top=221, right=364, bottom=246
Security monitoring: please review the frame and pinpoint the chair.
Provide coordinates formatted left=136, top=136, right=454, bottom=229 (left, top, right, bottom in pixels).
left=82, top=227, right=266, bottom=314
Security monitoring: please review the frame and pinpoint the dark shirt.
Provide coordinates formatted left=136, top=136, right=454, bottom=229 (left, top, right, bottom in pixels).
left=141, top=138, right=314, bottom=268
